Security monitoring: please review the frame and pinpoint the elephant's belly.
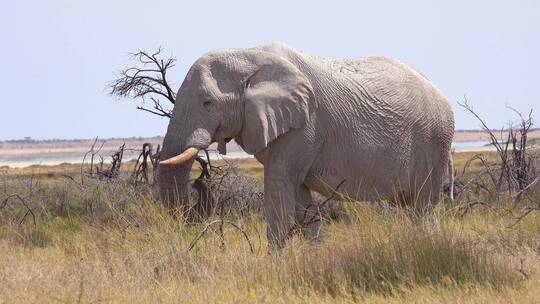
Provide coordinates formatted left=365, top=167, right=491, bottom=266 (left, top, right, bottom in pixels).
left=303, top=169, right=394, bottom=202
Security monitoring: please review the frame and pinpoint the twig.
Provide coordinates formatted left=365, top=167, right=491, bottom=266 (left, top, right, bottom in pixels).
left=288, top=179, right=346, bottom=238
left=508, top=203, right=540, bottom=228
left=0, top=194, right=36, bottom=226
left=187, top=219, right=254, bottom=253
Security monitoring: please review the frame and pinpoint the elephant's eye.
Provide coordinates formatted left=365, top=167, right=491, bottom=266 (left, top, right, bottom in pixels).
left=202, top=100, right=212, bottom=108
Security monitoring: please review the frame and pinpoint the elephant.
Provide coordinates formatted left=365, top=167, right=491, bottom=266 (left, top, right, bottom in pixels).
left=157, top=42, right=455, bottom=247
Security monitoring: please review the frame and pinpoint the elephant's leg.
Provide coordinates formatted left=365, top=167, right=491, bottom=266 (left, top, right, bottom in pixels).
left=263, top=163, right=299, bottom=249
left=411, top=182, right=433, bottom=216
left=428, top=168, right=444, bottom=205
left=294, top=185, right=323, bottom=241
left=411, top=167, right=444, bottom=215
left=261, top=128, right=319, bottom=248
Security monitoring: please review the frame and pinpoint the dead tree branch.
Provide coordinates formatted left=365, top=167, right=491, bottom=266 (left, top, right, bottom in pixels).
left=509, top=201, right=540, bottom=228
left=109, top=47, right=176, bottom=118
left=81, top=137, right=105, bottom=184
left=187, top=219, right=254, bottom=253
left=98, top=144, right=125, bottom=179
left=0, top=194, right=36, bottom=226
left=131, top=143, right=154, bottom=183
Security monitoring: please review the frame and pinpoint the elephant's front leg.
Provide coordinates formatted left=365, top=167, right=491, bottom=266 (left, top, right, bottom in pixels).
left=261, top=129, right=318, bottom=248
left=263, top=162, right=299, bottom=249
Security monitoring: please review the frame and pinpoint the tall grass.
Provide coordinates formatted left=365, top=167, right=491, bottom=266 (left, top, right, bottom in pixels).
left=283, top=205, right=519, bottom=296
left=0, top=167, right=539, bottom=303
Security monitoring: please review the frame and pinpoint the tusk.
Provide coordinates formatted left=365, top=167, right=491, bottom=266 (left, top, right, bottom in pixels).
left=159, top=147, right=200, bottom=166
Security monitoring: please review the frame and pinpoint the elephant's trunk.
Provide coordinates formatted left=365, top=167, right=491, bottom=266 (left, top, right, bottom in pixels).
left=158, top=147, right=200, bottom=217
left=157, top=159, right=193, bottom=218
left=157, top=125, right=212, bottom=218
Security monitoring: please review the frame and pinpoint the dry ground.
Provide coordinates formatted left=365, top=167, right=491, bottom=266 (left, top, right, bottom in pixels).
left=0, top=153, right=539, bottom=303
left=2, top=129, right=539, bottom=167
left=454, top=129, right=540, bottom=142
left=0, top=137, right=245, bottom=167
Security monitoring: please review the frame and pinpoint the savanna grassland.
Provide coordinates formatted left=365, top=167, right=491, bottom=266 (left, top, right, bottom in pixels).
left=1, top=152, right=539, bottom=303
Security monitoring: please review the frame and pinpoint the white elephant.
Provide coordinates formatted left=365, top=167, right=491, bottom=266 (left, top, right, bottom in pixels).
left=158, top=42, right=454, bottom=247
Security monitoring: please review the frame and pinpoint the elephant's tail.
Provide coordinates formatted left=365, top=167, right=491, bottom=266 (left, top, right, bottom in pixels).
left=447, top=149, right=454, bottom=202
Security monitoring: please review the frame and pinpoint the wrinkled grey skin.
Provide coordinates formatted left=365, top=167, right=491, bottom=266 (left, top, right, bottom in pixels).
left=158, top=42, right=454, bottom=247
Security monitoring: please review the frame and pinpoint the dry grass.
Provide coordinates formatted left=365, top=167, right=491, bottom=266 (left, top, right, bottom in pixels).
left=1, top=156, right=539, bottom=303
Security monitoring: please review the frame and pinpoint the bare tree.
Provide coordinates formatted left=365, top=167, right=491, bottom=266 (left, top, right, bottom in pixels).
left=109, top=47, right=176, bottom=118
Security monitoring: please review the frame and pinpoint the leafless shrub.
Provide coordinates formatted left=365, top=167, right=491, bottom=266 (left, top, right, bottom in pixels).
left=97, top=144, right=125, bottom=179
left=200, top=157, right=263, bottom=219
left=131, top=143, right=160, bottom=185
left=81, top=137, right=105, bottom=183
left=79, top=139, right=263, bottom=224
left=457, top=98, right=537, bottom=199
left=179, top=154, right=264, bottom=251
left=507, top=106, right=536, bottom=198
left=456, top=97, right=539, bottom=222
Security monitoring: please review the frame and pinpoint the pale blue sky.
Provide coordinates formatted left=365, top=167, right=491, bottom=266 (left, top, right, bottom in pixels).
left=0, top=0, right=538, bottom=140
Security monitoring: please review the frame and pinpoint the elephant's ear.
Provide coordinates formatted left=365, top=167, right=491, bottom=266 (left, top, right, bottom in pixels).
left=240, top=52, right=315, bottom=155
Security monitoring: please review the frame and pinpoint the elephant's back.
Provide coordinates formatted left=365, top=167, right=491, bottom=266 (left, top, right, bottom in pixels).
left=335, top=56, right=454, bottom=144
left=335, top=56, right=451, bottom=114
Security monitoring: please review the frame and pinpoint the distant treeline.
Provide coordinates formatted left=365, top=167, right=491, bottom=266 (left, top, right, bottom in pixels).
left=455, top=128, right=539, bottom=133
left=0, top=136, right=164, bottom=144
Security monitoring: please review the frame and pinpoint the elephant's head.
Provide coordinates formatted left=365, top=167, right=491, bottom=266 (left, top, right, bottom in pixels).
left=157, top=47, right=315, bottom=215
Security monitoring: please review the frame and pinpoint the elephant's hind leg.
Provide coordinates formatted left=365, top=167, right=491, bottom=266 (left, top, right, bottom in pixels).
left=388, top=174, right=438, bottom=216
left=406, top=167, right=444, bottom=216
left=294, top=185, right=323, bottom=241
